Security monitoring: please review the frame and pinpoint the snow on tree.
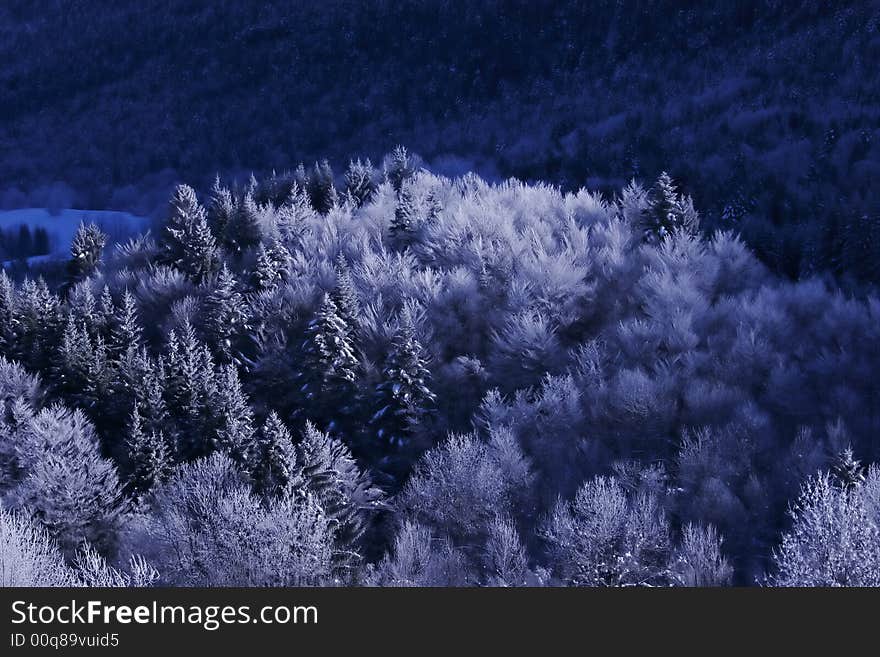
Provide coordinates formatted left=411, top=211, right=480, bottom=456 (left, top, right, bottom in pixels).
left=249, top=410, right=299, bottom=497
left=206, top=175, right=236, bottom=245
left=540, top=475, right=671, bottom=586
left=307, top=160, right=338, bottom=214
left=7, top=404, right=124, bottom=556
left=385, top=145, right=417, bottom=193
left=640, top=172, right=700, bottom=244
left=252, top=238, right=291, bottom=291
left=64, top=222, right=107, bottom=292
left=299, top=294, right=360, bottom=425
left=160, top=184, right=220, bottom=282
left=344, top=158, right=378, bottom=207
left=371, top=308, right=436, bottom=464
left=0, top=508, right=78, bottom=586
left=770, top=470, right=880, bottom=586
left=292, top=421, right=384, bottom=565
left=331, top=253, right=361, bottom=336
left=204, top=264, right=250, bottom=362
left=213, top=363, right=257, bottom=464
left=125, top=405, right=171, bottom=498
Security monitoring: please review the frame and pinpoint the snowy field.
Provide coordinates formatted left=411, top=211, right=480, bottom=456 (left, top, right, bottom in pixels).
left=0, top=208, right=148, bottom=265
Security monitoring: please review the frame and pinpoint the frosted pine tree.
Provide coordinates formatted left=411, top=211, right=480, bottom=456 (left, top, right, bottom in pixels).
left=110, top=290, right=142, bottom=357
left=299, top=294, right=360, bottom=426
left=204, top=264, right=250, bottom=362
left=331, top=254, right=360, bottom=335
left=0, top=270, right=15, bottom=356
left=385, top=145, right=417, bottom=193
left=125, top=405, right=171, bottom=497
left=249, top=410, right=299, bottom=497
left=371, top=309, right=436, bottom=462
left=213, top=363, right=256, bottom=464
left=252, top=238, right=290, bottom=291
left=344, top=158, right=378, bottom=207
left=641, top=172, right=700, bottom=244
left=64, top=222, right=107, bottom=292
left=390, top=183, right=419, bottom=251
left=160, top=184, right=220, bottom=282
left=307, top=159, right=338, bottom=214
left=293, top=421, right=384, bottom=567
left=207, top=175, right=236, bottom=245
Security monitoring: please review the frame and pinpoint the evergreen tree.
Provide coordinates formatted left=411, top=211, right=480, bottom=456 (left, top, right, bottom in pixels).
left=385, top=145, right=417, bottom=193
left=0, top=270, right=15, bottom=356
left=307, top=159, right=338, bottom=214
left=833, top=447, right=866, bottom=490
left=249, top=410, right=298, bottom=497
left=227, top=191, right=263, bottom=254
left=160, top=184, right=220, bottom=282
left=331, top=254, right=360, bottom=334
left=98, top=285, right=115, bottom=337
left=207, top=175, right=236, bottom=244
left=204, top=264, right=250, bottom=362
left=371, top=309, right=436, bottom=463
left=110, top=290, right=142, bottom=356
left=299, top=294, right=360, bottom=426
left=390, top=183, right=419, bottom=250
left=213, top=363, right=256, bottom=463
left=164, top=322, right=217, bottom=459
left=293, top=421, right=384, bottom=565
left=344, top=158, right=377, bottom=207
left=125, top=405, right=171, bottom=497
left=11, top=277, right=61, bottom=370
left=64, top=223, right=107, bottom=292
left=641, top=172, right=700, bottom=244
left=275, top=183, right=314, bottom=247
left=252, top=239, right=290, bottom=291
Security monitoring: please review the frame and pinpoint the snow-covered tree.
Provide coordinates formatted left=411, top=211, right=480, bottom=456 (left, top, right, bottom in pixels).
left=204, top=264, right=249, bottom=361
left=307, top=160, right=338, bottom=214
left=249, top=410, right=298, bottom=497
left=160, top=184, right=220, bottom=282
left=371, top=309, right=436, bottom=464
left=299, top=294, right=360, bottom=425
left=344, top=158, right=378, bottom=207
left=125, top=405, right=171, bottom=498
left=65, top=222, right=107, bottom=291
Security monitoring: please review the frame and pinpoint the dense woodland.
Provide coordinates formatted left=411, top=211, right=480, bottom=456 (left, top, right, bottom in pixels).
left=1, top=1, right=879, bottom=285
left=2, top=151, right=879, bottom=586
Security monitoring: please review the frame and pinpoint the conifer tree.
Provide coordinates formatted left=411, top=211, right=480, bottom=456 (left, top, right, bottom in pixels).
left=126, top=405, right=171, bottom=497
left=390, top=183, right=419, bottom=250
left=344, top=158, right=378, bottom=207
left=0, top=269, right=15, bottom=356
left=213, top=363, right=256, bottom=463
left=227, top=191, right=262, bottom=254
left=207, top=175, right=236, bottom=244
left=275, top=183, right=314, bottom=247
left=642, top=172, right=700, bottom=244
left=249, top=410, right=298, bottom=497
left=204, top=264, right=250, bottom=362
left=331, top=254, right=360, bottom=335
left=65, top=222, right=107, bottom=292
left=385, top=145, right=416, bottom=193
left=293, top=421, right=384, bottom=564
left=307, top=159, right=338, bottom=214
left=110, top=290, right=142, bottom=356
left=164, top=322, right=217, bottom=459
left=252, top=239, right=290, bottom=291
left=371, top=309, right=436, bottom=461
left=299, top=294, right=360, bottom=426
left=160, top=184, right=220, bottom=282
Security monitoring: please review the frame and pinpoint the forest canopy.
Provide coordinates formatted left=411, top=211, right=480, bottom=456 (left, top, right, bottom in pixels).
left=1, top=153, right=878, bottom=586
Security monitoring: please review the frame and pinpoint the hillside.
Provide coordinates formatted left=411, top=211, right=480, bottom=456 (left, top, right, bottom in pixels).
left=1, top=165, right=879, bottom=585
left=1, top=1, right=879, bottom=283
